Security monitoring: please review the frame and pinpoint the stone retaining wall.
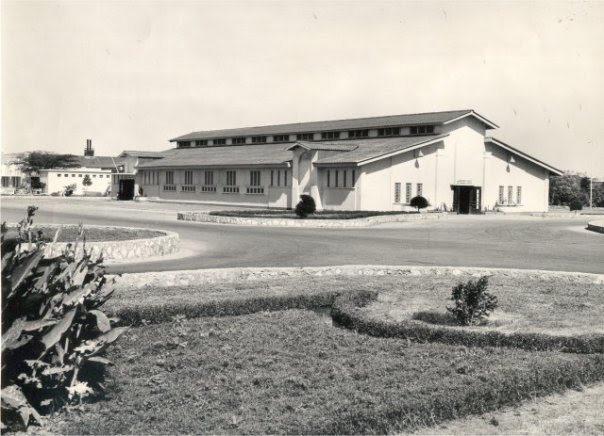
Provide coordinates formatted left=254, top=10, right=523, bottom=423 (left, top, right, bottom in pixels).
left=587, top=220, right=604, bottom=234
left=41, top=225, right=179, bottom=261
left=177, top=211, right=450, bottom=228
left=112, top=265, right=604, bottom=290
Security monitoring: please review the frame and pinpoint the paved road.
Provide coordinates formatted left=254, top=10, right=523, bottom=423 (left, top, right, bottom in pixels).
left=2, top=197, right=602, bottom=274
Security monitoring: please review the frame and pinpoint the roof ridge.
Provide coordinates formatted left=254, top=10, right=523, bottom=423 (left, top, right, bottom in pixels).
left=183, top=109, right=474, bottom=136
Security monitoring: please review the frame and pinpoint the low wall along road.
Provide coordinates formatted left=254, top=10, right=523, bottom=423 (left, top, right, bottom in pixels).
left=112, top=265, right=604, bottom=290
left=39, top=225, right=180, bottom=261
left=177, top=211, right=450, bottom=228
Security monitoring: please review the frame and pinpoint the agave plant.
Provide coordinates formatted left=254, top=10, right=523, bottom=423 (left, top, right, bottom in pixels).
left=1, top=206, right=126, bottom=431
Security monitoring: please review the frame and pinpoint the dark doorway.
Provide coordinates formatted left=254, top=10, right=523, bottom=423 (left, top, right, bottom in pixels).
left=458, top=187, right=472, bottom=214
left=452, top=185, right=481, bottom=214
left=118, top=179, right=135, bottom=200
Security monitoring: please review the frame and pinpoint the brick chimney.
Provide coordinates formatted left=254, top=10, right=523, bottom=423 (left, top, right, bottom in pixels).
left=84, top=139, right=95, bottom=157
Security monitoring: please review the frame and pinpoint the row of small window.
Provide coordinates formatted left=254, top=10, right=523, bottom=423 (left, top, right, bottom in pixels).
left=178, top=125, right=437, bottom=147
left=394, top=182, right=423, bottom=204
left=152, top=169, right=288, bottom=188
left=326, top=169, right=356, bottom=188
left=1, top=176, right=21, bottom=187
left=57, top=173, right=110, bottom=178
left=163, top=185, right=267, bottom=195
left=499, top=186, right=522, bottom=205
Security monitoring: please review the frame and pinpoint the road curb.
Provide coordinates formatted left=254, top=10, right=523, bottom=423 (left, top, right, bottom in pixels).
left=587, top=220, right=604, bottom=234
left=111, top=265, right=604, bottom=290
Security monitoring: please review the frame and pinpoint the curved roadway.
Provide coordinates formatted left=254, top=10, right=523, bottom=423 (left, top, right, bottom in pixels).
left=1, top=198, right=602, bottom=274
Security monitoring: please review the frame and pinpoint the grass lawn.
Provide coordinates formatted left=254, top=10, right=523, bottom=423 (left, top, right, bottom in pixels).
left=209, top=209, right=427, bottom=219
left=8, top=225, right=164, bottom=242
left=49, top=310, right=604, bottom=435
left=107, top=274, right=604, bottom=337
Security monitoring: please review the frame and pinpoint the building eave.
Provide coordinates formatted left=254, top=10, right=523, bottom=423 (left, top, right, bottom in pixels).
left=443, top=111, right=499, bottom=129
left=485, top=137, right=563, bottom=175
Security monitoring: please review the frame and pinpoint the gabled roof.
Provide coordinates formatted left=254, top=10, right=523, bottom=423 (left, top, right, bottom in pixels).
left=315, top=134, right=449, bottom=166
left=136, top=144, right=292, bottom=169
left=485, top=137, right=563, bottom=175
left=118, top=150, right=166, bottom=158
left=76, top=156, right=127, bottom=169
left=171, top=109, right=497, bottom=142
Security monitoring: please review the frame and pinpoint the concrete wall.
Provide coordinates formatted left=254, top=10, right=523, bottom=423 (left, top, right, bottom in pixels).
left=318, top=167, right=357, bottom=210
left=484, top=142, right=549, bottom=212
left=137, top=167, right=291, bottom=208
left=42, top=168, right=112, bottom=195
left=358, top=141, right=443, bottom=211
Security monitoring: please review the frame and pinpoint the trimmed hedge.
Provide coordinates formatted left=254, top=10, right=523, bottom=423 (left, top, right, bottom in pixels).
left=331, top=291, right=604, bottom=354
left=111, top=291, right=340, bottom=326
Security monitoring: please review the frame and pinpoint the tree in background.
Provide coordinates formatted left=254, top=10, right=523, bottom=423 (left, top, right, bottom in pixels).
left=549, top=173, right=588, bottom=207
left=82, top=174, right=92, bottom=194
left=14, top=152, right=80, bottom=176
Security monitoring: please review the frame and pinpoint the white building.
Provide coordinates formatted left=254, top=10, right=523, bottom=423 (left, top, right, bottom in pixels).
left=40, top=167, right=113, bottom=196
left=1, top=153, right=25, bottom=194
left=135, top=109, right=562, bottom=212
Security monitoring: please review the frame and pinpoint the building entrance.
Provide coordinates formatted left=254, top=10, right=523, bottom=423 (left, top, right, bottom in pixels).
left=118, top=179, right=135, bottom=200
left=451, top=185, right=481, bottom=214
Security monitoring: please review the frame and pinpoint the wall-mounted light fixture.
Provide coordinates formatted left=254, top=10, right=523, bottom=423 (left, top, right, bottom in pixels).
left=506, top=155, right=515, bottom=172
left=413, top=149, right=423, bottom=168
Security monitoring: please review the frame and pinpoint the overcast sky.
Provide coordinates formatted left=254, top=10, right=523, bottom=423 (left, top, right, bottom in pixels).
left=2, top=0, right=603, bottom=175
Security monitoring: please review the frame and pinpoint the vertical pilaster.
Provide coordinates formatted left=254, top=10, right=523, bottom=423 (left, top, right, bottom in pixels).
left=291, top=150, right=300, bottom=208
left=309, top=151, right=323, bottom=210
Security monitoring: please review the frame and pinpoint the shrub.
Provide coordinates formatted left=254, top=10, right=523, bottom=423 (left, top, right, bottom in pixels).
left=447, top=276, right=498, bottom=326
left=63, top=184, right=76, bottom=197
left=569, top=198, right=583, bottom=211
left=410, top=195, right=429, bottom=211
left=1, top=206, right=126, bottom=431
left=295, top=195, right=316, bottom=218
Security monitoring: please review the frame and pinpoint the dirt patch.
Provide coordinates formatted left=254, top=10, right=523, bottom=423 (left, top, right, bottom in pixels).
left=360, top=274, right=604, bottom=337
left=411, top=382, right=604, bottom=435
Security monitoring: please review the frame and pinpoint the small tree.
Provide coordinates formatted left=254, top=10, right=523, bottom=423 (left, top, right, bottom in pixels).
left=82, top=175, right=92, bottom=194
left=410, top=195, right=429, bottom=212
left=447, top=276, right=498, bottom=326
left=295, top=195, right=316, bottom=218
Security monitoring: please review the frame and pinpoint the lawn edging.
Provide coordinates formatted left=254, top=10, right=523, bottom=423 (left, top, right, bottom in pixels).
left=330, top=291, right=604, bottom=354
left=111, top=265, right=604, bottom=290
left=112, top=291, right=338, bottom=326
left=176, top=211, right=449, bottom=227
left=40, top=224, right=179, bottom=261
